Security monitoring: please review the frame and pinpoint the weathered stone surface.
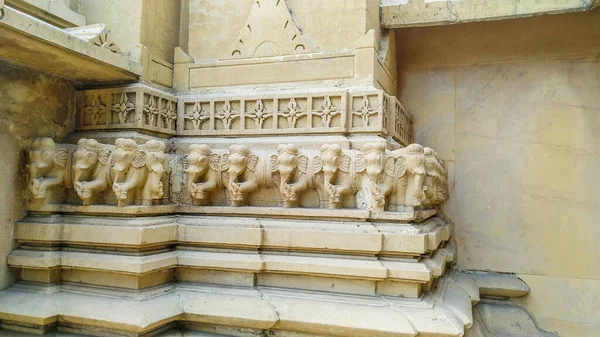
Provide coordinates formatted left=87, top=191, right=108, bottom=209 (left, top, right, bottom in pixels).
left=382, top=0, right=600, bottom=28
left=0, top=276, right=475, bottom=336
left=0, top=62, right=76, bottom=290
left=0, top=7, right=141, bottom=83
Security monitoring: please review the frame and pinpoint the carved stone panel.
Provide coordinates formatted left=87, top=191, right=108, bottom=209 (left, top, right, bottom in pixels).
left=76, top=84, right=177, bottom=136
left=178, top=91, right=348, bottom=137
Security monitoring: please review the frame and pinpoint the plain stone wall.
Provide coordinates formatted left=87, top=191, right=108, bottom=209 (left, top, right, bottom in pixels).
left=0, top=62, right=76, bottom=290
left=396, top=9, right=600, bottom=337
left=81, top=0, right=180, bottom=63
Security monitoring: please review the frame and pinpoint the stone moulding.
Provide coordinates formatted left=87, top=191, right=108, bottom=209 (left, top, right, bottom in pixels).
left=0, top=272, right=477, bottom=337
left=178, top=89, right=413, bottom=145
left=8, top=244, right=455, bottom=285
left=14, top=215, right=451, bottom=256
left=76, top=84, right=177, bottom=136
left=75, top=86, right=413, bottom=145
left=26, top=138, right=447, bottom=214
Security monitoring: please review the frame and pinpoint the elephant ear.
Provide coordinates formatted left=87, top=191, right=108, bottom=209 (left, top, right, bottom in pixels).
left=220, top=153, right=230, bottom=171
left=355, top=153, right=365, bottom=173
left=395, top=156, right=407, bottom=178
left=132, top=149, right=146, bottom=168
left=209, top=153, right=220, bottom=171
left=339, top=154, right=351, bottom=173
left=269, top=154, right=278, bottom=173
left=98, top=148, right=110, bottom=165
left=54, top=148, right=68, bottom=168
left=384, top=157, right=395, bottom=177
left=313, top=155, right=323, bottom=173
left=247, top=154, right=259, bottom=172
left=297, top=155, right=309, bottom=174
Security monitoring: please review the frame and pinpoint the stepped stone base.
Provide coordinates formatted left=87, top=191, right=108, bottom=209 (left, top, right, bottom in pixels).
left=0, top=272, right=477, bottom=337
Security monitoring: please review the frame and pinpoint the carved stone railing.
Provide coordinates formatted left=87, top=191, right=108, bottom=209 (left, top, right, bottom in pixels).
left=75, top=87, right=413, bottom=145
left=26, top=137, right=447, bottom=214
left=178, top=89, right=412, bottom=146
left=76, top=84, right=177, bottom=136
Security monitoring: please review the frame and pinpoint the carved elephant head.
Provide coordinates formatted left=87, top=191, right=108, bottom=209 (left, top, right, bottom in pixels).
left=186, top=144, right=220, bottom=203
left=356, top=142, right=395, bottom=182
left=270, top=144, right=309, bottom=207
left=27, top=137, right=68, bottom=200
left=221, top=144, right=259, bottom=205
left=111, top=138, right=145, bottom=206
left=72, top=138, right=111, bottom=205
left=141, top=140, right=168, bottom=203
left=356, top=142, right=396, bottom=210
left=316, top=144, right=350, bottom=185
left=73, top=138, right=102, bottom=182
left=314, top=144, right=352, bottom=209
left=222, top=145, right=257, bottom=180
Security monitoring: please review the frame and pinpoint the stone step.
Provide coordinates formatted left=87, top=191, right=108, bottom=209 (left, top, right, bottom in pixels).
left=16, top=215, right=450, bottom=257
left=0, top=272, right=478, bottom=337
left=8, top=245, right=455, bottom=298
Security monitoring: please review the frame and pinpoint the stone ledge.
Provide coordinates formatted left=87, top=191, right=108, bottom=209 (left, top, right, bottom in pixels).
left=15, top=215, right=450, bottom=256
left=0, top=274, right=477, bottom=337
left=0, top=7, right=141, bottom=84
left=464, top=272, right=530, bottom=298
left=8, top=244, right=455, bottom=284
left=26, top=204, right=437, bottom=222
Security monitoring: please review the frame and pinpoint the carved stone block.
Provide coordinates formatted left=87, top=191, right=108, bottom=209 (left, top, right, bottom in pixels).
left=76, top=84, right=177, bottom=136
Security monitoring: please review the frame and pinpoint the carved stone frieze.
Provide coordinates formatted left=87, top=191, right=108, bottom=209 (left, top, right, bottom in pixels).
left=178, top=89, right=414, bottom=146
left=178, top=91, right=348, bottom=137
left=77, top=84, right=177, bottom=136
left=26, top=138, right=447, bottom=213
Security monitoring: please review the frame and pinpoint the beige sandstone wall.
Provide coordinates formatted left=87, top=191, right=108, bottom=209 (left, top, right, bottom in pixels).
left=396, top=9, right=600, bottom=337
left=80, top=0, right=180, bottom=63
left=140, top=0, right=180, bottom=63
left=0, top=62, right=76, bottom=290
left=187, top=0, right=379, bottom=62
left=79, top=0, right=143, bottom=55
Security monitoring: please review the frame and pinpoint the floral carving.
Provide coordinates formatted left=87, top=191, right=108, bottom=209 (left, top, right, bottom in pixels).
left=216, top=101, right=238, bottom=130
left=353, top=96, right=377, bottom=127
left=143, top=95, right=160, bottom=127
left=247, top=99, right=271, bottom=129
left=314, top=96, right=338, bottom=128
left=185, top=102, right=210, bottom=131
left=160, top=100, right=177, bottom=130
left=111, top=92, right=135, bottom=124
left=280, top=97, right=306, bottom=128
left=83, top=94, right=107, bottom=126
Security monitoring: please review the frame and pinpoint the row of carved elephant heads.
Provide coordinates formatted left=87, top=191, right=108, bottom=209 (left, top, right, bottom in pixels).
left=27, top=137, right=448, bottom=211
left=27, top=137, right=168, bottom=207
